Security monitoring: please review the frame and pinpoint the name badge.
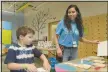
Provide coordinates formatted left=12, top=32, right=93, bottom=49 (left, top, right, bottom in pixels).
left=73, top=41, right=77, bottom=47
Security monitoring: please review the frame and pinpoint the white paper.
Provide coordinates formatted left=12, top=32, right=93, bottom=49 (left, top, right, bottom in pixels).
left=37, top=67, right=49, bottom=72
left=97, top=41, right=108, bottom=56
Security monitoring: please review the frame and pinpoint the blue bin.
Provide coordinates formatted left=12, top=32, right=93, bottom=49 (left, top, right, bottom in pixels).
left=48, top=57, right=58, bottom=69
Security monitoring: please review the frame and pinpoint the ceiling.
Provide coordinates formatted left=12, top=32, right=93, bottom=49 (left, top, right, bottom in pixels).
left=2, top=2, right=107, bottom=17
left=2, top=2, right=26, bottom=12
left=2, top=2, right=44, bottom=13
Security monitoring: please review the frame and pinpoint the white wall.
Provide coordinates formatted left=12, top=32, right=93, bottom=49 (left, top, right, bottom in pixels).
left=24, top=2, right=107, bottom=40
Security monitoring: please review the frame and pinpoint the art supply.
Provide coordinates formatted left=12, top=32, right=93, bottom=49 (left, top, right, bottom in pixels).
left=64, top=62, right=78, bottom=67
left=87, top=56, right=104, bottom=60
left=81, top=59, right=83, bottom=64
left=64, top=62, right=91, bottom=69
left=37, top=67, right=50, bottom=72
left=55, top=63, right=77, bottom=71
left=93, top=63, right=106, bottom=68
left=94, top=67, right=101, bottom=70
left=93, top=60, right=105, bottom=64
left=77, top=64, right=91, bottom=69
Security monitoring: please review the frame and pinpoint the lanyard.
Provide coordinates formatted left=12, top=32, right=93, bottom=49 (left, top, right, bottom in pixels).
left=72, top=27, right=76, bottom=42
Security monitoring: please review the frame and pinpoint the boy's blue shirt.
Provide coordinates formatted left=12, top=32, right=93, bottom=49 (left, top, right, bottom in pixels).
left=4, top=43, right=42, bottom=72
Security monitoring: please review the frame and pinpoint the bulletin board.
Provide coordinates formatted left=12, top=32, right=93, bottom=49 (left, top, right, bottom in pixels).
left=78, top=13, right=107, bottom=58
left=2, top=30, right=12, bottom=44
left=2, top=21, right=12, bottom=44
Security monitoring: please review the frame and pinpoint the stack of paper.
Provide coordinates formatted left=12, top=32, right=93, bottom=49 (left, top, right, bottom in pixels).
left=77, top=64, right=91, bottom=69
left=37, top=67, right=50, bottom=72
left=87, top=56, right=104, bottom=60
left=97, top=41, right=108, bottom=56
left=93, top=60, right=105, bottom=64
left=64, top=62, right=91, bottom=69
left=64, top=62, right=78, bottom=67
left=93, top=63, right=106, bottom=68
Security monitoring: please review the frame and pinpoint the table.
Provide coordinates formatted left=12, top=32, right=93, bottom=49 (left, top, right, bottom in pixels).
left=37, top=48, right=56, bottom=51
left=37, top=48, right=57, bottom=57
left=55, top=56, right=107, bottom=72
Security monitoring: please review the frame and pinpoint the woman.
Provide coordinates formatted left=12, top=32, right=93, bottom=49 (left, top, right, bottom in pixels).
left=55, top=4, right=99, bottom=62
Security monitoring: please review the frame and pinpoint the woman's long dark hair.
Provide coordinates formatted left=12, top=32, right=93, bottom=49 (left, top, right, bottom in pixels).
left=64, top=4, right=84, bottom=36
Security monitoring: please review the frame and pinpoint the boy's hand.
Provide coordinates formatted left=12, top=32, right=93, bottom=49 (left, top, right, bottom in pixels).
left=43, top=61, right=51, bottom=71
left=40, top=54, right=51, bottom=71
left=26, top=63, right=37, bottom=72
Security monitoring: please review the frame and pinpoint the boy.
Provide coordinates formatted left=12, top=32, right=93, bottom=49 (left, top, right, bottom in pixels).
left=4, top=26, right=51, bottom=72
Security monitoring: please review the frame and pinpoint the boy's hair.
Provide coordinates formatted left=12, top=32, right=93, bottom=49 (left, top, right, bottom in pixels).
left=16, top=26, right=35, bottom=39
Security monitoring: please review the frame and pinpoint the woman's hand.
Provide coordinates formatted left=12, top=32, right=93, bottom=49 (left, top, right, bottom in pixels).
left=57, top=47, right=62, bottom=57
left=92, top=40, right=100, bottom=44
left=80, top=37, right=100, bottom=44
left=43, top=61, right=51, bottom=71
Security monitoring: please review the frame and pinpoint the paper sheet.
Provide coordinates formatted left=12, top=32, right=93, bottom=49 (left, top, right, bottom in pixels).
left=97, top=41, right=108, bottom=56
left=37, top=67, right=49, bottom=72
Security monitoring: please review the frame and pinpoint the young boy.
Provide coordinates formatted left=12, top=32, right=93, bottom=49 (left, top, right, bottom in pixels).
left=4, top=26, right=51, bottom=72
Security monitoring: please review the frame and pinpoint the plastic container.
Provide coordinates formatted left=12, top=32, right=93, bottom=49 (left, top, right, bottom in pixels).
left=48, top=57, right=58, bottom=69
